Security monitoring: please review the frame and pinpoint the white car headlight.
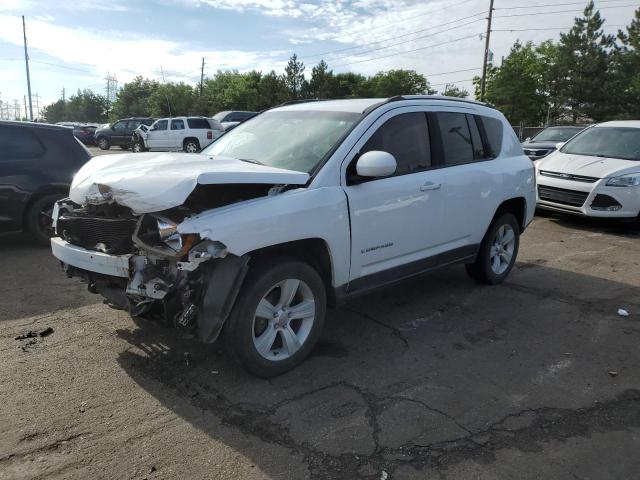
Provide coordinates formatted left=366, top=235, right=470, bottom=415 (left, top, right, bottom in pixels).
left=606, top=174, right=640, bottom=187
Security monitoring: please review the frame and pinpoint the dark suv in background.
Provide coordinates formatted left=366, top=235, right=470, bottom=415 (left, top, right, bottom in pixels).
left=0, top=121, right=91, bottom=244
left=94, top=117, right=154, bottom=150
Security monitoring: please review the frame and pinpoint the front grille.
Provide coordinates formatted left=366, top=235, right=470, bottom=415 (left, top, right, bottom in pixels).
left=538, top=185, right=589, bottom=207
left=57, top=215, right=137, bottom=254
left=539, top=170, right=598, bottom=183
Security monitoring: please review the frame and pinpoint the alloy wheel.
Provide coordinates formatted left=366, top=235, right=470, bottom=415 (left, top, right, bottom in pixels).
left=490, top=224, right=516, bottom=274
left=252, top=278, right=315, bottom=361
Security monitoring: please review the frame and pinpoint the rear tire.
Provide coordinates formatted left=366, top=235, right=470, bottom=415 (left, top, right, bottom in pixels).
left=466, top=212, right=520, bottom=285
left=223, top=258, right=326, bottom=378
left=183, top=138, right=200, bottom=153
left=26, top=194, right=63, bottom=246
left=97, top=137, right=110, bottom=150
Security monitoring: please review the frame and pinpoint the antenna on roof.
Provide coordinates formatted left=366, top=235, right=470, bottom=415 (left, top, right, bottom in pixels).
left=159, top=66, right=172, bottom=118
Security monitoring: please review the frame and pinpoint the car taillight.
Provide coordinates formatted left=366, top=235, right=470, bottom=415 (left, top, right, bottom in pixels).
left=207, top=131, right=212, bottom=139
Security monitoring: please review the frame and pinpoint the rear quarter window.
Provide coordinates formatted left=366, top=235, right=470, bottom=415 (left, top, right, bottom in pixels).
left=478, top=116, right=503, bottom=158
left=187, top=118, right=212, bottom=129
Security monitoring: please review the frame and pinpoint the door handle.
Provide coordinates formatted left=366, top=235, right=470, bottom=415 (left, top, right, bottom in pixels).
left=420, top=182, right=442, bottom=191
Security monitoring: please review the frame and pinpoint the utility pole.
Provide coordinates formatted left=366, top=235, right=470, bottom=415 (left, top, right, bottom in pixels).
left=34, top=93, right=40, bottom=119
left=23, top=96, right=27, bottom=119
left=62, top=88, right=66, bottom=102
left=22, top=16, right=34, bottom=120
left=480, top=0, right=494, bottom=102
left=200, top=57, right=206, bottom=96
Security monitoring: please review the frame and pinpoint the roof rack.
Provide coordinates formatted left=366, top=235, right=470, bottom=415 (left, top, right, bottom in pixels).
left=363, top=95, right=492, bottom=115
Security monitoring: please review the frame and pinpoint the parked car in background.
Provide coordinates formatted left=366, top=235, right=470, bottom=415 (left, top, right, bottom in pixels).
left=131, top=116, right=224, bottom=153
left=73, top=124, right=97, bottom=145
left=50, top=96, right=534, bottom=376
left=212, top=110, right=257, bottom=131
left=0, top=121, right=91, bottom=244
left=536, top=121, right=640, bottom=219
left=522, top=126, right=585, bottom=161
left=94, top=117, right=154, bottom=150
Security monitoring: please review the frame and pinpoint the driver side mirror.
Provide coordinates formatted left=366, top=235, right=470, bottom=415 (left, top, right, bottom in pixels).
left=555, top=142, right=565, bottom=150
left=356, top=151, right=397, bottom=178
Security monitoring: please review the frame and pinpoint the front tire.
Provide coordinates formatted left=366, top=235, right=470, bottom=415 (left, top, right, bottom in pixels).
left=132, top=141, right=145, bottom=153
left=97, top=137, right=110, bottom=150
left=223, top=258, right=326, bottom=378
left=466, top=212, right=520, bottom=285
left=26, top=194, right=62, bottom=246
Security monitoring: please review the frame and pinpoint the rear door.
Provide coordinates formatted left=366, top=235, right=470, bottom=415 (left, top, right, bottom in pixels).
left=0, top=126, right=46, bottom=232
left=110, top=120, right=128, bottom=145
left=427, top=110, right=502, bottom=249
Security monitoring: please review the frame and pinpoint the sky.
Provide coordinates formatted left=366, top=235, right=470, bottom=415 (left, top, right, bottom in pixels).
left=0, top=0, right=638, bottom=117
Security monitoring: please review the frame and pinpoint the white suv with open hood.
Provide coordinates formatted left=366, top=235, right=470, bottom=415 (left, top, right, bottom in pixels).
left=536, top=121, right=640, bottom=219
left=50, top=96, right=535, bottom=377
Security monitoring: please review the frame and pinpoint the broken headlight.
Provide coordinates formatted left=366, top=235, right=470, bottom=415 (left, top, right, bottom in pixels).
left=156, top=217, right=182, bottom=250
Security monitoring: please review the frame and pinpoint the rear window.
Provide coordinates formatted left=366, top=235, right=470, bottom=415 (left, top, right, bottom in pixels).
left=0, top=126, right=45, bottom=160
left=187, top=118, right=212, bottom=129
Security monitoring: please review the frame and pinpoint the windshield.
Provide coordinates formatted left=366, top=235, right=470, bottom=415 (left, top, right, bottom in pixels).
left=212, top=111, right=230, bottom=121
left=203, top=110, right=362, bottom=173
left=532, top=127, right=583, bottom=142
left=561, top=127, right=640, bottom=161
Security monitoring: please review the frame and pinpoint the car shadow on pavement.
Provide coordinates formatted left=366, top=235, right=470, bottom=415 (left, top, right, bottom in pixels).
left=535, top=210, right=640, bottom=238
left=0, top=233, right=99, bottom=321
left=115, top=263, right=640, bottom=480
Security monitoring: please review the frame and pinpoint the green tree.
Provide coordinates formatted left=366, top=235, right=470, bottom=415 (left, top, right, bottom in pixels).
left=284, top=53, right=306, bottom=99
left=307, top=59, right=335, bottom=98
left=554, top=1, right=615, bottom=122
left=332, top=72, right=369, bottom=98
left=441, top=84, right=469, bottom=98
left=42, top=89, right=108, bottom=123
left=474, top=41, right=547, bottom=125
left=148, top=82, right=196, bottom=117
left=257, top=71, right=289, bottom=109
left=612, top=7, right=640, bottom=118
left=111, top=76, right=159, bottom=120
left=366, top=69, right=431, bottom=97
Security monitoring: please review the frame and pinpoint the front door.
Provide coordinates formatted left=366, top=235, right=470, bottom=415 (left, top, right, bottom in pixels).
left=146, top=119, right=169, bottom=150
left=343, top=109, right=445, bottom=286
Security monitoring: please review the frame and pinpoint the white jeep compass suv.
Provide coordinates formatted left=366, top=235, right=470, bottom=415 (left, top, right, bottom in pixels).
left=51, top=96, right=535, bottom=377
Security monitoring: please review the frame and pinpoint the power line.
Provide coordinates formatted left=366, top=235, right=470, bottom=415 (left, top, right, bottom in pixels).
left=331, top=33, right=482, bottom=68
left=431, top=78, right=476, bottom=87
left=494, top=0, right=633, bottom=9
left=493, top=24, right=626, bottom=32
left=494, top=3, right=638, bottom=18
left=322, top=17, right=485, bottom=64
left=427, top=67, right=481, bottom=77
left=302, top=0, right=479, bottom=59
left=303, top=10, right=487, bottom=61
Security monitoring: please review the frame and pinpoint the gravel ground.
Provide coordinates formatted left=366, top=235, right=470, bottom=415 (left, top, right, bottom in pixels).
left=1, top=214, right=639, bottom=480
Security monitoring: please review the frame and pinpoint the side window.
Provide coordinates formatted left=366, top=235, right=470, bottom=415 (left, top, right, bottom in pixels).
left=142, top=119, right=154, bottom=126
left=478, top=116, right=503, bottom=158
left=112, top=121, right=126, bottom=132
left=171, top=119, right=185, bottom=130
left=0, top=127, right=45, bottom=160
left=361, top=112, right=431, bottom=175
left=154, top=120, right=168, bottom=131
left=435, top=112, right=474, bottom=166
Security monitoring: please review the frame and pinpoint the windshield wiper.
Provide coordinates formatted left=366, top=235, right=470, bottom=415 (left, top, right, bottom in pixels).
left=238, top=158, right=264, bottom=165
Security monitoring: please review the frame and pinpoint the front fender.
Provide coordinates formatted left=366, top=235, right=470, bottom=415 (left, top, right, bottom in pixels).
left=178, top=187, right=351, bottom=287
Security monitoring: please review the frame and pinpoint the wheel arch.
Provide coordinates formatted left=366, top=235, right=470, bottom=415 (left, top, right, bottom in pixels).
left=21, top=184, right=69, bottom=230
left=247, top=238, right=336, bottom=306
left=494, top=196, right=527, bottom=232
left=183, top=136, right=200, bottom=150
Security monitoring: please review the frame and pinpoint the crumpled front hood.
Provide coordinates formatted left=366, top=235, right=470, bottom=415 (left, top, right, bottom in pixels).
left=537, top=151, right=640, bottom=179
left=70, top=152, right=309, bottom=213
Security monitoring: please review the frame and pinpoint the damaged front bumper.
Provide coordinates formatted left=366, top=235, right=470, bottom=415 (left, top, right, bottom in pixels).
left=50, top=201, right=249, bottom=343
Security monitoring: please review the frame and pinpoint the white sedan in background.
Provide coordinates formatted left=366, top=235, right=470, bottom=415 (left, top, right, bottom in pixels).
left=536, top=121, right=640, bottom=220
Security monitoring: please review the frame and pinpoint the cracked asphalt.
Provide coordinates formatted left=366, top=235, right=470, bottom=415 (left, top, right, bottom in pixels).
left=1, top=213, right=639, bottom=479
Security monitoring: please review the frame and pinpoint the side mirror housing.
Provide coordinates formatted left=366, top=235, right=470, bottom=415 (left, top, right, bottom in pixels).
left=525, top=137, right=531, bottom=142
left=555, top=142, right=565, bottom=150
left=356, top=150, right=397, bottom=178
